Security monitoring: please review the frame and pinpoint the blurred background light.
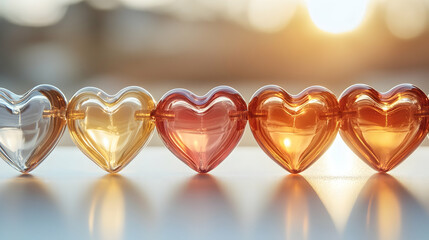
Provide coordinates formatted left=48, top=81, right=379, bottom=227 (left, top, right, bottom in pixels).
left=385, top=0, right=427, bottom=39
left=247, top=0, right=298, bottom=33
left=225, top=0, right=248, bottom=24
left=0, top=0, right=70, bottom=27
left=306, top=0, right=369, bottom=33
left=0, top=0, right=429, bottom=147
left=14, top=43, right=79, bottom=85
left=120, top=0, right=175, bottom=10
left=87, top=0, right=119, bottom=10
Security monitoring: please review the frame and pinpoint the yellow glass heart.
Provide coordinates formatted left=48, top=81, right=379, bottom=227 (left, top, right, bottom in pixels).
left=67, top=87, right=155, bottom=173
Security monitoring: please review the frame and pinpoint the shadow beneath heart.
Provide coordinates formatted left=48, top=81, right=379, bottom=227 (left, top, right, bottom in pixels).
left=159, top=174, right=241, bottom=240
left=252, top=174, right=340, bottom=240
left=344, top=173, right=429, bottom=240
left=0, top=174, right=67, bottom=239
left=79, top=174, right=154, bottom=240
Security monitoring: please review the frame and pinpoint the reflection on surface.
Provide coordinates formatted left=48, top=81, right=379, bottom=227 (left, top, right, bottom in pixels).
left=307, top=175, right=368, bottom=233
left=253, top=175, right=339, bottom=240
left=344, top=174, right=429, bottom=240
left=0, top=174, right=66, bottom=239
left=161, top=174, right=239, bottom=240
left=82, top=175, right=153, bottom=240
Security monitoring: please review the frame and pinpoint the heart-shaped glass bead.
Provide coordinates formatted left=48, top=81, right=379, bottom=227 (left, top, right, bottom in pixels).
left=67, top=87, right=156, bottom=173
left=0, top=85, right=67, bottom=173
left=155, top=86, right=247, bottom=173
left=339, top=84, right=429, bottom=172
left=248, top=85, right=340, bottom=173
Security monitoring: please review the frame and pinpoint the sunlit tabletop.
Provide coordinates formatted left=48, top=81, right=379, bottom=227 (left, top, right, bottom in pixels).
left=1, top=138, right=428, bottom=240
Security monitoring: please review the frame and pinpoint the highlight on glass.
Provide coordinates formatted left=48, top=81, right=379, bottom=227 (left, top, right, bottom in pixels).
left=66, top=86, right=156, bottom=173
left=0, top=85, right=67, bottom=173
left=0, top=84, right=428, bottom=174
left=154, top=86, right=248, bottom=173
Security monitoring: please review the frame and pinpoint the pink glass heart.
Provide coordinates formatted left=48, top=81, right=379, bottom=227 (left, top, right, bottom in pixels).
left=0, top=85, right=67, bottom=173
left=155, top=86, right=247, bottom=173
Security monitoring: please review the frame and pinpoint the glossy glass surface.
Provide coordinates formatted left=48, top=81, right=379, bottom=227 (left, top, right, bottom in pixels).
left=67, top=87, right=155, bottom=173
left=0, top=85, right=67, bottom=173
left=248, top=85, right=340, bottom=173
left=155, top=86, right=247, bottom=173
left=339, top=84, right=429, bottom=172
left=1, top=146, right=429, bottom=239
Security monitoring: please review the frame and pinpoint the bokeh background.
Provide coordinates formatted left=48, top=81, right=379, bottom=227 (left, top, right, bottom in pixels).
left=1, top=0, right=429, bottom=146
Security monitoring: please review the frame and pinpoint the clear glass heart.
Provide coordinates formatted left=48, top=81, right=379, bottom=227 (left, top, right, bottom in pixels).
left=0, top=85, right=67, bottom=172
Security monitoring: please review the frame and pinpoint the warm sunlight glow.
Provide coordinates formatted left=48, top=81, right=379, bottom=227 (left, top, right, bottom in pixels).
left=283, top=138, right=291, bottom=148
left=377, top=185, right=401, bottom=240
left=319, top=137, right=356, bottom=175
left=385, top=0, right=427, bottom=39
left=248, top=0, right=298, bottom=32
left=306, top=0, right=368, bottom=33
left=88, top=178, right=125, bottom=240
left=308, top=176, right=368, bottom=233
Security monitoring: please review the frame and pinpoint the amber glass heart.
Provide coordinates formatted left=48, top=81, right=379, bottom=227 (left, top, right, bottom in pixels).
left=67, top=87, right=155, bottom=173
left=155, top=86, right=247, bottom=173
left=0, top=85, right=67, bottom=173
left=248, top=85, right=340, bottom=173
left=339, top=84, right=429, bottom=172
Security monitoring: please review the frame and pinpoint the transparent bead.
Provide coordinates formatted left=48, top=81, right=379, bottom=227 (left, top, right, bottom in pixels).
left=0, top=85, right=67, bottom=173
left=248, top=85, right=339, bottom=173
left=155, top=86, right=247, bottom=173
left=339, top=84, right=429, bottom=172
left=67, top=87, right=156, bottom=173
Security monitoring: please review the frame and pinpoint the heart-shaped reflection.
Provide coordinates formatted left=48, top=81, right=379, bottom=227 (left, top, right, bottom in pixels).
left=254, top=175, right=339, bottom=239
left=344, top=174, right=429, bottom=239
left=248, top=85, right=339, bottom=173
left=67, top=87, right=156, bottom=173
left=0, top=175, right=67, bottom=238
left=0, top=85, right=67, bottom=173
left=155, top=86, right=247, bottom=173
left=339, top=84, right=429, bottom=172
left=82, top=175, right=153, bottom=239
left=161, top=174, right=239, bottom=239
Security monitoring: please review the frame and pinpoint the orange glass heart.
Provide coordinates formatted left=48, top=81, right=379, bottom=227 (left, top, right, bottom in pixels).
left=248, top=85, right=340, bottom=173
left=67, top=87, right=156, bottom=173
left=339, top=84, right=429, bottom=172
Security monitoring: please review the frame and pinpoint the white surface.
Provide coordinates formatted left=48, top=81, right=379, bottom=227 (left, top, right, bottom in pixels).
left=0, top=140, right=428, bottom=240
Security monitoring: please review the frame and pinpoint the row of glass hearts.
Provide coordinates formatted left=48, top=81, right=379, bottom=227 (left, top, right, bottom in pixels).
left=0, top=83, right=427, bottom=174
